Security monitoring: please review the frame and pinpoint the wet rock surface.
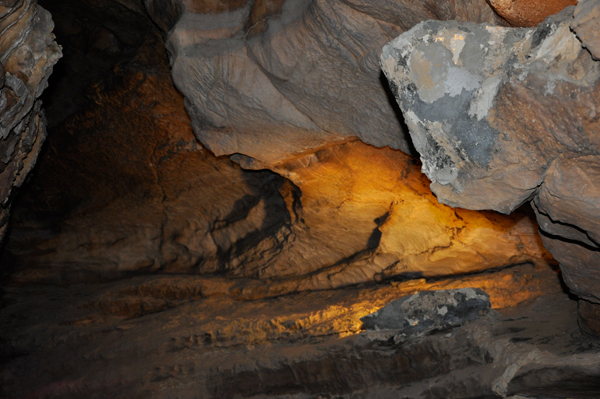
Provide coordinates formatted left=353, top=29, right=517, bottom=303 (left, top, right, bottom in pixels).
left=0, top=0, right=61, bottom=243
left=381, top=1, right=600, bottom=334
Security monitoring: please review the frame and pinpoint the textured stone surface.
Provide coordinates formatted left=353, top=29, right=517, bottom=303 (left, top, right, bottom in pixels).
left=4, top=0, right=551, bottom=289
left=382, top=3, right=600, bottom=330
left=0, top=0, right=61, bottom=244
left=361, top=288, right=491, bottom=337
left=488, top=0, right=577, bottom=27
left=382, top=1, right=600, bottom=336
left=3, top=262, right=600, bottom=398
left=166, top=0, right=507, bottom=167
left=572, top=0, right=600, bottom=60
left=7, top=129, right=552, bottom=290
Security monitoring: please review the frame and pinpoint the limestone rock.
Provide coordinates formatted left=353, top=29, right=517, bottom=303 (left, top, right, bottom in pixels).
left=0, top=0, right=61, bottom=243
left=166, top=0, right=506, bottom=167
left=381, top=1, right=600, bottom=330
left=361, top=288, right=491, bottom=337
left=579, top=299, right=600, bottom=336
left=488, top=0, right=577, bottom=27
left=572, top=0, right=600, bottom=60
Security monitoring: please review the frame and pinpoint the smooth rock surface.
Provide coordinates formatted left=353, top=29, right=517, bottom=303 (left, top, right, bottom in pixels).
left=381, top=2, right=600, bottom=332
left=488, top=0, right=577, bottom=27
left=0, top=0, right=61, bottom=243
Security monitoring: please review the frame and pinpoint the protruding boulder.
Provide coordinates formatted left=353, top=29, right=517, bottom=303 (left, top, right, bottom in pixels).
left=361, top=288, right=491, bottom=340
left=165, top=0, right=507, bottom=167
left=381, top=1, right=600, bottom=333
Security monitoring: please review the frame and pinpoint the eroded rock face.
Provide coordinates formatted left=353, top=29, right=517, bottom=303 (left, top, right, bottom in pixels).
left=4, top=0, right=553, bottom=292
left=0, top=0, right=61, bottom=243
left=381, top=2, right=600, bottom=332
left=3, top=261, right=600, bottom=398
left=165, top=0, right=507, bottom=166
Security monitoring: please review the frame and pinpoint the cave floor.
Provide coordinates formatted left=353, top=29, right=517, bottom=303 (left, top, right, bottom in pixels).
left=1, top=262, right=600, bottom=399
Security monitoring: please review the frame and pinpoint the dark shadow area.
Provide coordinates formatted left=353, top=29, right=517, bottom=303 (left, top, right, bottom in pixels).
left=379, top=70, right=418, bottom=157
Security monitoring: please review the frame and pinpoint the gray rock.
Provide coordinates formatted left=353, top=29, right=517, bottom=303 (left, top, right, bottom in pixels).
left=381, top=1, right=600, bottom=335
left=361, top=288, right=491, bottom=337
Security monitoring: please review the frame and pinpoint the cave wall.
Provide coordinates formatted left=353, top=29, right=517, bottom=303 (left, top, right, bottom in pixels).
left=1, top=0, right=554, bottom=295
left=381, top=0, right=600, bottom=334
left=3, top=0, right=600, bottom=398
left=0, top=0, right=60, bottom=244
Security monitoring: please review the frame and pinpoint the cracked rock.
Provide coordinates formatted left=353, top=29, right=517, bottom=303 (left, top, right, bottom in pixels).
left=381, top=2, right=600, bottom=334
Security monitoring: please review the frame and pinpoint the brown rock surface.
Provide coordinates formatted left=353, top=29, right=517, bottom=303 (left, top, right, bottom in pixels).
left=381, top=2, right=600, bottom=332
left=4, top=0, right=551, bottom=291
left=579, top=299, right=600, bottom=336
left=0, top=0, right=60, bottom=243
left=488, top=0, right=577, bottom=27
left=3, top=261, right=600, bottom=398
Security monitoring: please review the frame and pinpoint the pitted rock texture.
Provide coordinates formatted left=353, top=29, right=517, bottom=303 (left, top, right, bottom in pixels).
left=0, top=0, right=61, bottom=243
left=381, top=2, right=600, bottom=332
left=165, top=0, right=508, bottom=167
left=488, top=0, right=577, bottom=27
left=361, top=288, right=491, bottom=338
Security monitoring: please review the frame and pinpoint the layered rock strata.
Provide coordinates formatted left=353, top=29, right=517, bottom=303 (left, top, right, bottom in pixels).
left=381, top=2, right=600, bottom=333
left=2, top=262, right=600, bottom=398
left=0, top=0, right=60, bottom=243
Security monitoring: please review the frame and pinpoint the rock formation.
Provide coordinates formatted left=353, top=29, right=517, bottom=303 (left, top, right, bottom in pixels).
left=5, top=0, right=551, bottom=294
left=2, top=0, right=600, bottom=397
left=361, top=287, right=491, bottom=335
left=3, top=261, right=600, bottom=398
left=164, top=0, right=508, bottom=166
left=487, top=0, right=577, bottom=27
left=0, top=0, right=60, bottom=243
left=381, top=1, right=600, bottom=334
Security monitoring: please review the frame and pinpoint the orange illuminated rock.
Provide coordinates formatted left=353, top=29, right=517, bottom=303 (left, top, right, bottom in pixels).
left=488, top=0, right=577, bottom=27
left=236, top=140, right=553, bottom=294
